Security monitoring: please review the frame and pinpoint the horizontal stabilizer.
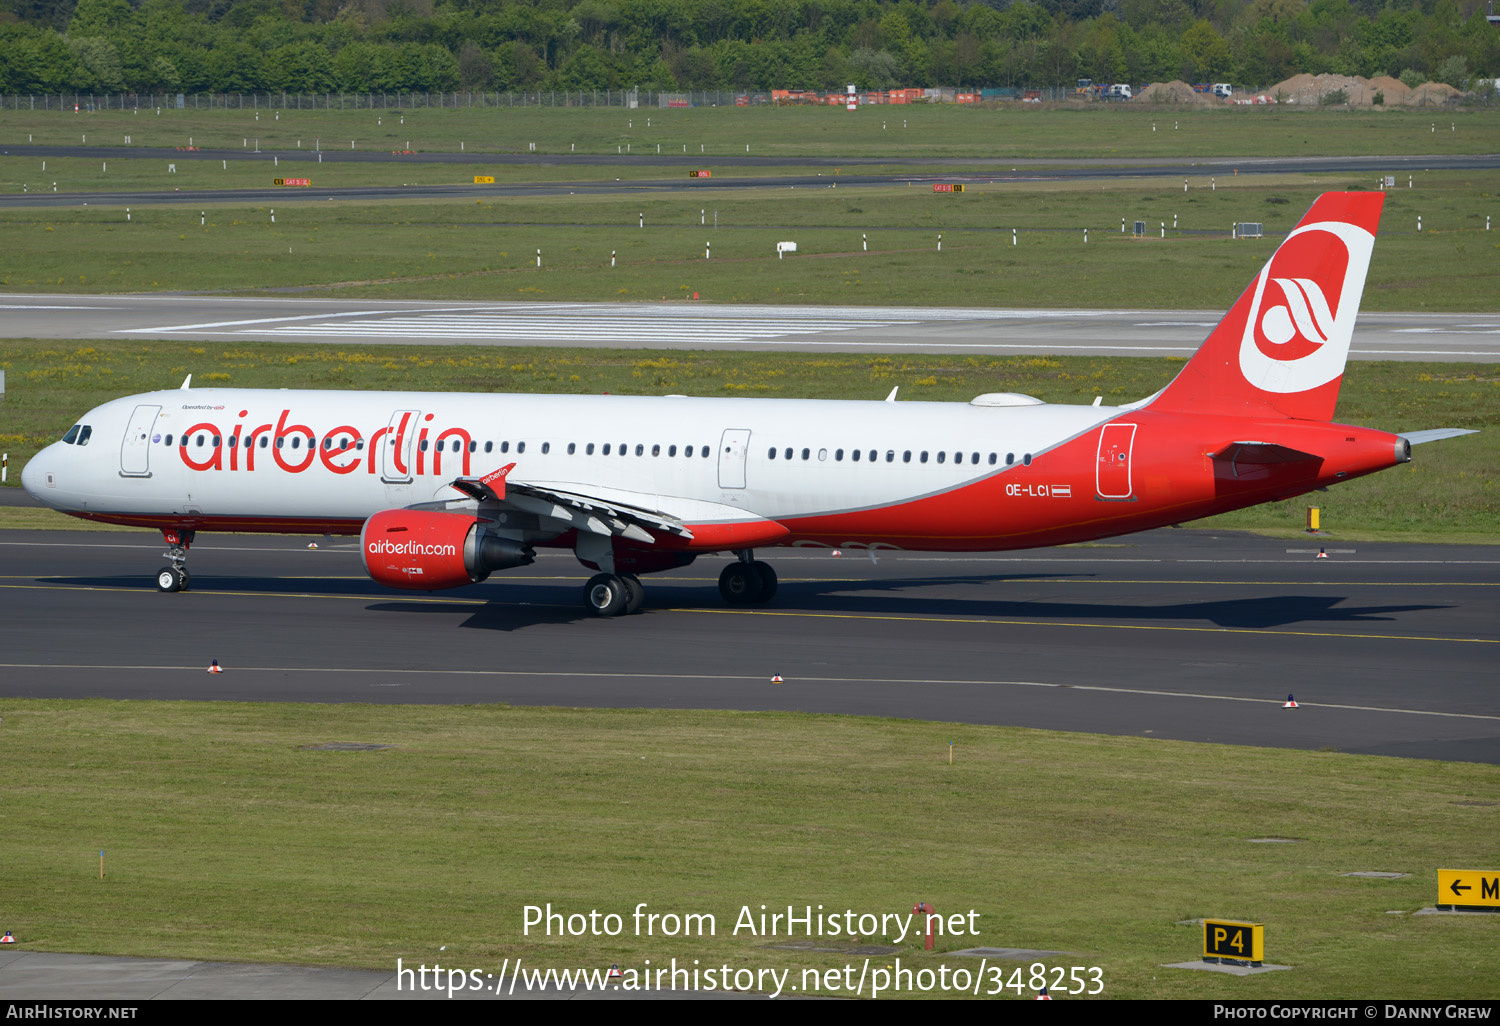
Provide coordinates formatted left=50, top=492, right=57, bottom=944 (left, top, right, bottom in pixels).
left=1400, top=428, right=1478, bottom=445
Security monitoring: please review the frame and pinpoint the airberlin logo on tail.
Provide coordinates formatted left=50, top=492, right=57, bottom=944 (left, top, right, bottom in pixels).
left=1238, top=220, right=1374, bottom=394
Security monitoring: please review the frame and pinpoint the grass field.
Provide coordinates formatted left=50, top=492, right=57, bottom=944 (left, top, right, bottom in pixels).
left=2, top=700, right=1495, bottom=999
left=1, top=173, right=1495, bottom=310
left=1, top=340, right=1493, bottom=540
left=3, top=104, right=1496, bottom=159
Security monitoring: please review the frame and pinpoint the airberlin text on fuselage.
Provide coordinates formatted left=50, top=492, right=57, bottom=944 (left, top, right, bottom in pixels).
left=173, top=408, right=472, bottom=478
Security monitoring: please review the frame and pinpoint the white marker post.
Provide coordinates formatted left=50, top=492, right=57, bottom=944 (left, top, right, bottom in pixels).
left=536, top=249, right=541, bottom=267
left=862, top=233, right=867, bottom=251
left=611, top=251, right=616, bottom=267
left=1012, top=229, right=1017, bottom=246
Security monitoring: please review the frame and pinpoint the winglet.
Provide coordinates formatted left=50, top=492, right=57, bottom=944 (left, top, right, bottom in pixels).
left=450, top=462, right=517, bottom=503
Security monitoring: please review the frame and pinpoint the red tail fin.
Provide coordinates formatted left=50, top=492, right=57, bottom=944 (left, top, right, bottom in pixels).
left=1149, top=192, right=1383, bottom=422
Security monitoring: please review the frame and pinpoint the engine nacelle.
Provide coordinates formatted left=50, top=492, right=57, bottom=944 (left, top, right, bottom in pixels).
left=361, top=509, right=534, bottom=591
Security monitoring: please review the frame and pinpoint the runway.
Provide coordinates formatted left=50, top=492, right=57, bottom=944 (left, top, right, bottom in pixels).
left=4, top=293, right=1497, bottom=359
left=1, top=526, right=1495, bottom=764
left=2, top=148, right=1496, bottom=209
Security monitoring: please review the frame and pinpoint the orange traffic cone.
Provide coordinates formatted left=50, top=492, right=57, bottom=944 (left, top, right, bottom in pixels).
left=1316, top=548, right=1327, bottom=559
left=208, top=660, right=223, bottom=674
left=607, top=964, right=622, bottom=979
left=771, top=674, right=784, bottom=683
left=1, top=931, right=14, bottom=944
left=1283, top=694, right=1298, bottom=708
left=307, top=542, right=318, bottom=549
left=831, top=549, right=842, bottom=558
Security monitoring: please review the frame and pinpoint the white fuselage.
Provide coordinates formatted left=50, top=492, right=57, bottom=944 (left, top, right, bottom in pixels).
left=26, top=388, right=1117, bottom=542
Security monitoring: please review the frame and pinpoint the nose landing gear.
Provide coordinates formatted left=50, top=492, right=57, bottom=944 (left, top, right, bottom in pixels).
left=155, top=528, right=194, bottom=592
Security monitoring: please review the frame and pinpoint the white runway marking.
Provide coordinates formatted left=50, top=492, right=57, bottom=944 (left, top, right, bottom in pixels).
left=0, top=663, right=1494, bottom=722
left=257, top=313, right=915, bottom=343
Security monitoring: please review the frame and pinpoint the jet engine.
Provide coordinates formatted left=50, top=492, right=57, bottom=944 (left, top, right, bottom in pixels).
left=361, top=509, right=534, bottom=590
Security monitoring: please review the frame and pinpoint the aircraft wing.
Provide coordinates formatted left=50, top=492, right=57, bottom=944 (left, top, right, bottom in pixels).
left=447, top=465, right=691, bottom=545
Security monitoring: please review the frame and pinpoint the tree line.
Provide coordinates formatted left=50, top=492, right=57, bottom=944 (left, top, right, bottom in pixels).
left=1, top=0, right=1496, bottom=97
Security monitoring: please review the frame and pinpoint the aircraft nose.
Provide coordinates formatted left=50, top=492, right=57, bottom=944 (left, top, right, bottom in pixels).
left=20, top=448, right=51, bottom=500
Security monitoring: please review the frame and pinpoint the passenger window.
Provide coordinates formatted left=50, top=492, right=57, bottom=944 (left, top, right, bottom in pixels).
left=920, top=451, right=928, bottom=463
left=420, top=440, right=429, bottom=451
left=669, top=445, right=677, bottom=457
left=768, top=448, right=776, bottom=459
left=484, top=441, right=493, bottom=453
left=801, top=448, right=810, bottom=460
left=971, top=453, right=979, bottom=464
left=885, top=451, right=895, bottom=463
left=587, top=443, right=595, bottom=455
left=198, top=434, right=207, bottom=447
left=1023, top=453, right=1032, bottom=466
left=540, top=442, right=549, bottom=454
left=684, top=445, right=694, bottom=457
left=164, top=434, right=173, bottom=446
left=260, top=436, right=268, bottom=448
left=620, top=444, right=628, bottom=457
left=291, top=436, right=300, bottom=449
left=469, top=441, right=477, bottom=453
left=1006, top=453, right=1014, bottom=465
left=936, top=451, right=945, bottom=464
left=818, top=448, right=827, bottom=461
left=652, top=444, right=660, bottom=457
left=869, top=450, right=877, bottom=462
left=567, top=442, right=576, bottom=455
left=852, top=449, right=861, bottom=462
left=835, top=449, right=843, bottom=461
left=635, top=444, right=644, bottom=456
left=500, top=441, right=510, bottom=454
left=784, top=448, right=793, bottom=460
left=903, top=450, right=911, bottom=463
left=602, top=443, right=611, bottom=455
left=703, top=446, right=711, bottom=458
left=517, top=441, right=526, bottom=454
left=78, top=426, right=92, bottom=445
left=988, top=453, right=997, bottom=465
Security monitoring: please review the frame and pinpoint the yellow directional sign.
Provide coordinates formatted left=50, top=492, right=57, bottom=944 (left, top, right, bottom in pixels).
left=1438, top=869, right=1500, bottom=909
left=474, top=175, right=495, bottom=184
left=1203, top=919, right=1264, bottom=965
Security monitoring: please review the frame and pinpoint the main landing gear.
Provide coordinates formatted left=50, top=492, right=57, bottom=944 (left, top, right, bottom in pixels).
left=155, top=528, right=194, bottom=593
left=584, top=572, right=645, bottom=617
left=718, top=551, right=777, bottom=606
left=580, top=550, right=778, bottom=617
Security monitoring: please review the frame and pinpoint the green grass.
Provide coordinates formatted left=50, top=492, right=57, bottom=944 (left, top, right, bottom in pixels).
left=1, top=173, right=1496, bottom=309
left=2, top=700, right=1495, bottom=998
left=4, top=104, right=1497, bottom=159
left=1, top=341, right=1494, bottom=539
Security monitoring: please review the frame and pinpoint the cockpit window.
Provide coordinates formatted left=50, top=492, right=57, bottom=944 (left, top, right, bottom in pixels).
left=62, top=425, right=80, bottom=444
left=77, top=425, right=92, bottom=445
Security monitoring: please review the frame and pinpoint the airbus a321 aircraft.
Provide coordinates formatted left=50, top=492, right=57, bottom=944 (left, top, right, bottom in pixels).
left=22, top=192, right=1474, bottom=616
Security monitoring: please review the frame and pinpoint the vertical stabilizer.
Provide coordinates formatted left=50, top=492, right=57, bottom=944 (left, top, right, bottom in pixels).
left=1149, top=192, right=1383, bottom=422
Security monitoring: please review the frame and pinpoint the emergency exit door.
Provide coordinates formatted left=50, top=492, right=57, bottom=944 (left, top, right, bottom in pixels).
left=1095, top=422, right=1136, bottom=500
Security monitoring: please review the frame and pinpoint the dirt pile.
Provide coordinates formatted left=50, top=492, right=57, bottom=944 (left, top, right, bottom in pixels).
left=1133, top=81, right=1220, bottom=105
left=1266, top=73, right=1463, bottom=106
